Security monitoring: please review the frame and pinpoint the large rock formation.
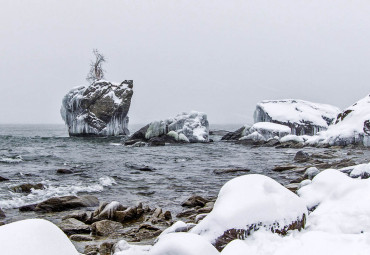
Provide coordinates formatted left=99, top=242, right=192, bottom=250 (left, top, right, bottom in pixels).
left=61, top=80, right=133, bottom=137
left=254, top=99, right=340, bottom=136
left=306, top=94, right=370, bottom=147
left=126, top=111, right=209, bottom=145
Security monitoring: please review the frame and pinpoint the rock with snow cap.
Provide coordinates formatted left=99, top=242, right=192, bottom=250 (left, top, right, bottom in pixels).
left=61, top=80, right=133, bottom=137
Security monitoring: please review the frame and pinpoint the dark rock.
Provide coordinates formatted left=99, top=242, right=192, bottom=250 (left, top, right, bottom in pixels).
left=124, top=139, right=143, bottom=146
left=126, top=164, right=156, bottom=172
left=221, top=127, right=245, bottom=141
left=181, top=196, right=209, bottom=208
left=99, top=242, right=115, bottom=255
left=176, top=208, right=197, bottom=218
left=91, top=220, right=124, bottom=236
left=61, top=80, right=133, bottom=137
left=0, top=176, right=9, bottom=182
left=19, top=204, right=37, bottom=212
left=58, top=218, right=90, bottom=236
left=84, top=244, right=99, bottom=255
left=56, top=169, right=73, bottom=174
left=148, top=135, right=179, bottom=146
left=213, top=168, right=250, bottom=175
left=62, top=211, right=94, bottom=224
left=128, top=125, right=150, bottom=141
left=0, top=208, right=5, bottom=219
left=364, top=120, right=370, bottom=135
left=294, top=151, right=310, bottom=162
left=0, top=222, right=5, bottom=226
left=11, top=183, right=45, bottom=193
left=35, top=195, right=99, bottom=212
left=273, top=165, right=298, bottom=172
left=70, top=234, right=94, bottom=242
left=264, top=139, right=281, bottom=146
left=214, top=214, right=306, bottom=251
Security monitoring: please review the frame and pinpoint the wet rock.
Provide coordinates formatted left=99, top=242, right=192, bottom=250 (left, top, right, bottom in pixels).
left=34, top=195, right=99, bottom=212
left=273, top=165, right=298, bottom=172
left=99, top=242, right=115, bottom=255
left=0, top=176, right=9, bottom=182
left=176, top=208, right=197, bottom=218
left=91, top=220, right=124, bottom=236
left=56, top=169, right=73, bottom=174
left=58, top=218, right=90, bottom=236
left=264, top=138, right=281, bottom=146
left=11, top=183, right=45, bottom=193
left=114, top=203, right=145, bottom=223
left=126, top=164, right=156, bottom=172
left=294, top=151, right=310, bottom=162
left=93, top=201, right=127, bottom=221
left=213, top=168, right=250, bottom=175
left=62, top=211, right=94, bottom=224
left=181, top=195, right=209, bottom=208
left=221, top=127, right=245, bottom=141
left=84, top=244, right=99, bottom=255
left=19, top=204, right=37, bottom=212
left=0, top=208, right=5, bottom=219
left=70, top=234, right=94, bottom=242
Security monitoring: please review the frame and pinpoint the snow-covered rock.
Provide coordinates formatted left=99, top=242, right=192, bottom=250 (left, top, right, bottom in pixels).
left=254, top=99, right=340, bottom=136
left=0, top=219, right=79, bottom=255
left=240, top=122, right=291, bottom=141
left=61, top=80, right=133, bottom=137
left=128, top=111, right=209, bottom=144
left=306, top=94, right=370, bottom=147
left=190, top=174, right=307, bottom=250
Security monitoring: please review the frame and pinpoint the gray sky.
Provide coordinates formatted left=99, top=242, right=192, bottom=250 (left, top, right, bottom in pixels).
left=1, top=0, right=369, bottom=125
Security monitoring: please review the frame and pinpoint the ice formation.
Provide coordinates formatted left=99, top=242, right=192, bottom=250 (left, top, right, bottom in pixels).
left=240, top=122, right=291, bottom=141
left=61, top=80, right=133, bottom=137
left=305, top=94, right=370, bottom=147
left=254, top=99, right=340, bottom=135
left=129, top=111, right=209, bottom=143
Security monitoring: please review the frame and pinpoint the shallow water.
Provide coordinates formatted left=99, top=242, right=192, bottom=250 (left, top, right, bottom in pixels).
left=0, top=124, right=369, bottom=224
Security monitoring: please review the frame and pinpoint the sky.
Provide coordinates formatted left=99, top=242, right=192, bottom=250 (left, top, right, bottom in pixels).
left=0, top=0, right=369, bottom=125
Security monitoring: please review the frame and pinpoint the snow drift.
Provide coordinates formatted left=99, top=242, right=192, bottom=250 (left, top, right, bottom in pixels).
left=61, top=80, right=133, bottom=137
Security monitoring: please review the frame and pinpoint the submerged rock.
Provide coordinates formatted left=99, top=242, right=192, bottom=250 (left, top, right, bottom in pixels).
left=126, top=111, right=209, bottom=144
left=254, top=99, right=340, bottom=136
left=61, top=80, right=133, bottom=137
left=11, top=183, right=45, bottom=193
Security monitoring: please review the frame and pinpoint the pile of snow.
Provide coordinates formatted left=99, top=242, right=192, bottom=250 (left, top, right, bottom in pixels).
left=0, top=219, right=78, bottom=255
left=145, top=111, right=209, bottom=142
left=254, top=99, right=340, bottom=135
left=240, top=122, right=291, bottom=141
left=190, top=174, right=307, bottom=247
left=61, top=80, right=133, bottom=136
left=306, top=94, right=370, bottom=147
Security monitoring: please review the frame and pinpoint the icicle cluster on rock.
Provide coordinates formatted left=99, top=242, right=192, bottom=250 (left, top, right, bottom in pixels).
left=61, top=80, right=133, bottom=137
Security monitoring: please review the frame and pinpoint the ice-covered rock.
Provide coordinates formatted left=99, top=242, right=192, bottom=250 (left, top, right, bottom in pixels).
left=127, top=111, right=209, bottom=144
left=61, top=80, right=133, bottom=137
left=190, top=174, right=307, bottom=251
left=240, top=122, right=291, bottom=141
left=254, top=99, right=340, bottom=136
left=0, top=219, right=79, bottom=255
left=306, top=94, right=370, bottom=147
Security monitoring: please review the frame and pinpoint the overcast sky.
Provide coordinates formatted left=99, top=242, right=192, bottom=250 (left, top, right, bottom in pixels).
left=1, top=0, right=369, bottom=125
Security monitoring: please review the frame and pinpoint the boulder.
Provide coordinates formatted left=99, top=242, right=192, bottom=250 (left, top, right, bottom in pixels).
left=34, top=195, right=99, bottom=212
left=240, top=122, right=291, bottom=142
left=221, top=126, right=246, bottom=141
left=0, top=208, right=5, bottom=219
left=91, top=220, right=124, bottom=236
left=58, top=218, right=90, bottom=236
left=61, top=80, right=133, bottom=137
left=0, top=176, right=9, bottom=182
left=294, top=151, right=310, bottom=162
left=254, top=99, right=340, bottom=136
left=190, top=174, right=307, bottom=251
left=304, top=167, right=320, bottom=180
left=11, top=183, right=45, bottom=193
left=181, top=195, right=209, bottom=208
left=126, top=111, right=209, bottom=144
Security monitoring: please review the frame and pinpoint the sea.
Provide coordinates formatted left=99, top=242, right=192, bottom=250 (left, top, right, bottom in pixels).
left=0, top=124, right=368, bottom=225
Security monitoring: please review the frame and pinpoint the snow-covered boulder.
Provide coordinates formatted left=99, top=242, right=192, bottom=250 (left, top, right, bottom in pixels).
left=240, top=122, right=291, bottom=141
left=254, top=99, right=340, bottom=136
left=306, top=94, right=370, bottom=147
left=127, top=111, right=209, bottom=144
left=61, top=80, right=133, bottom=137
left=190, top=174, right=308, bottom=251
left=0, top=219, right=79, bottom=255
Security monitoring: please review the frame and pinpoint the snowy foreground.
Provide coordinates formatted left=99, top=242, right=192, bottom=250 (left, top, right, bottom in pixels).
left=2, top=163, right=370, bottom=254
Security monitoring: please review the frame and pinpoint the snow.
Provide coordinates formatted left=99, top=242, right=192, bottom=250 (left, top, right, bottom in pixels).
left=145, top=111, right=209, bottom=142
left=304, top=167, right=319, bottom=180
left=149, top=233, right=219, bottom=255
left=190, top=174, right=307, bottom=243
left=0, top=219, right=79, bottom=255
left=305, top=94, right=370, bottom=146
left=348, top=163, right=370, bottom=178
left=254, top=99, right=340, bottom=135
left=114, top=240, right=151, bottom=255
left=279, top=134, right=306, bottom=143
left=240, top=123, right=291, bottom=141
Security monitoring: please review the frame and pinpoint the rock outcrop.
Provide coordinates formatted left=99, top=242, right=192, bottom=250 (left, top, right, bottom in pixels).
left=125, top=111, right=209, bottom=145
left=61, top=80, right=133, bottom=137
left=254, top=99, right=340, bottom=136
